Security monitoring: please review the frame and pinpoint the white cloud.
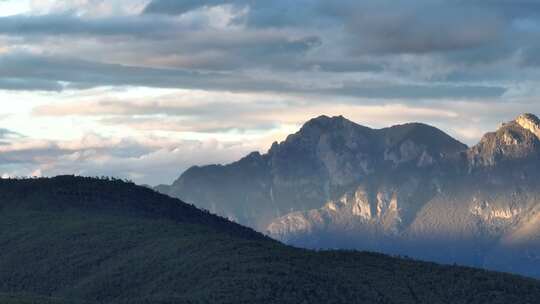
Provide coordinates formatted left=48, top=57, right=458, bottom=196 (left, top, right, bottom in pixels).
left=0, top=131, right=258, bottom=185
left=29, top=0, right=149, bottom=16
left=0, top=0, right=30, bottom=17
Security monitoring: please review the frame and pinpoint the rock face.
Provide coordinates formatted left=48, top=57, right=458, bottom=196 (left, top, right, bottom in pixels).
left=468, top=115, right=540, bottom=168
left=158, top=113, right=540, bottom=278
left=158, top=115, right=466, bottom=230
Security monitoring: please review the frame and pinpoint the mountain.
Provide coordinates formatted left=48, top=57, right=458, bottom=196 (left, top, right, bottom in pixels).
left=268, top=114, right=540, bottom=278
left=1, top=176, right=540, bottom=303
left=468, top=113, right=540, bottom=167
left=158, top=113, right=540, bottom=278
left=157, top=115, right=467, bottom=230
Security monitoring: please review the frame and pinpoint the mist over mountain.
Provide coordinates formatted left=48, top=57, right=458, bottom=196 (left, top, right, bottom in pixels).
left=3, top=176, right=539, bottom=303
left=158, top=113, right=540, bottom=278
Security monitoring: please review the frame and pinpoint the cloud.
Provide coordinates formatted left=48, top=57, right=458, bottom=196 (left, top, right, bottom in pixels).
left=0, top=128, right=22, bottom=142
left=143, top=0, right=506, bottom=54
left=21, top=96, right=477, bottom=180
left=0, top=52, right=507, bottom=100
left=0, top=14, right=171, bottom=37
left=0, top=0, right=540, bottom=186
left=32, top=98, right=284, bottom=133
left=0, top=52, right=278, bottom=92
left=7, top=88, right=540, bottom=185
left=462, top=0, right=540, bottom=19
left=32, top=99, right=281, bottom=119
left=0, top=11, right=323, bottom=70
left=29, top=92, right=468, bottom=138
left=29, top=0, right=148, bottom=16
left=3, top=0, right=538, bottom=82
left=144, top=0, right=332, bottom=29
left=0, top=132, right=258, bottom=185
left=139, top=0, right=540, bottom=74
left=143, top=0, right=233, bottom=15
left=0, top=78, right=63, bottom=91
left=343, top=6, right=503, bottom=55
left=326, top=82, right=507, bottom=99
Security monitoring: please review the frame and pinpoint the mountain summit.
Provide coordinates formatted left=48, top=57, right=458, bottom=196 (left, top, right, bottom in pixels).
left=516, top=113, right=540, bottom=138
left=158, top=114, right=540, bottom=278
left=158, top=115, right=466, bottom=229
left=469, top=113, right=540, bottom=167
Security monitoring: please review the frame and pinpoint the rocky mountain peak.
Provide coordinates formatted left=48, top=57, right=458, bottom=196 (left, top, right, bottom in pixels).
left=515, top=113, right=540, bottom=140
left=157, top=113, right=540, bottom=279
left=304, top=114, right=349, bottom=127
left=295, top=115, right=365, bottom=138
left=267, top=115, right=374, bottom=161
left=468, top=113, right=540, bottom=167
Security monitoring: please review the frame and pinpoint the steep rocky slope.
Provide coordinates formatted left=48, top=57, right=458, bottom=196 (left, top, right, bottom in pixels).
left=159, top=113, right=540, bottom=278
left=267, top=114, right=540, bottom=278
left=158, top=115, right=466, bottom=230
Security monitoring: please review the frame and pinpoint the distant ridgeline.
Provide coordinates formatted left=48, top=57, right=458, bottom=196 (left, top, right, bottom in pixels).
left=158, top=113, right=540, bottom=279
left=0, top=176, right=539, bottom=303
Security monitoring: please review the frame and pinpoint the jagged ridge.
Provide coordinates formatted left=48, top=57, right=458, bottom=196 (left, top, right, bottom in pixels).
left=158, top=115, right=467, bottom=230
left=267, top=113, right=540, bottom=278
left=158, top=113, right=540, bottom=279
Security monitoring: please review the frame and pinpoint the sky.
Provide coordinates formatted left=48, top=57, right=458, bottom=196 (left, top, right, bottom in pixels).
left=1, top=0, right=540, bottom=185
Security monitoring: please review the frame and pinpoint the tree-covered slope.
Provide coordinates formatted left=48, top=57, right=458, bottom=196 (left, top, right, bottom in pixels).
left=0, top=294, right=77, bottom=304
left=0, top=176, right=539, bottom=304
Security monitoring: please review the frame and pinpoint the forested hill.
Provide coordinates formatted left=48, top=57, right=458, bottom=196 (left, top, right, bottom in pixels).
left=0, top=176, right=539, bottom=304
left=0, top=175, right=265, bottom=241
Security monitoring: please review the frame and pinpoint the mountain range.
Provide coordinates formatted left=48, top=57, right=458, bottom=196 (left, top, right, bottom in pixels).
left=1, top=176, right=539, bottom=303
left=157, top=113, right=540, bottom=278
